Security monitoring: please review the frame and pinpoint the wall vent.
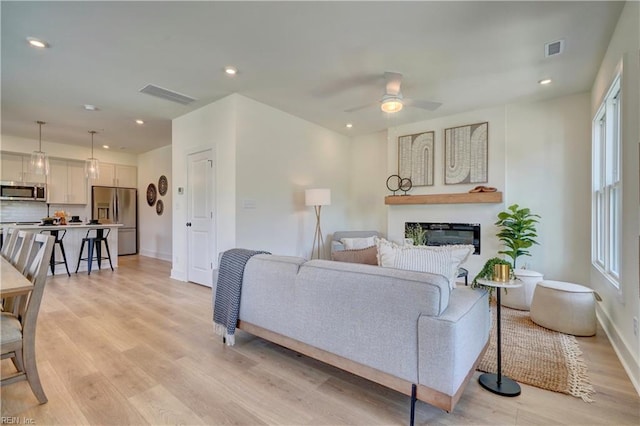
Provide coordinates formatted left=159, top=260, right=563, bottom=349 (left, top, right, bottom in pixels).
left=139, top=84, right=197, bottom=105
left=544, top=39, right=565, bottom=57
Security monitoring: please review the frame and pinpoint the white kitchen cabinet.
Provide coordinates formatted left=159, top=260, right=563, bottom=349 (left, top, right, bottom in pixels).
left=0, top=152, right=46, bottom=184
left=91, top=162, right=116, bottom=187
left=91, top=163, right=136, bottom=188
left=47, top=159, right=87, bottom=204
left=114, top=164, right=137, bottom=188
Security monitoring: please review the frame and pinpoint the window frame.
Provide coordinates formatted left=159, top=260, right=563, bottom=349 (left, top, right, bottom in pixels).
left=592, top=72, right=622, bottom=287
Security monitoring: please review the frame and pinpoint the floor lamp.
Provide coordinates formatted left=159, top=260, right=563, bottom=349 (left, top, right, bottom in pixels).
left=305, top=188, right=331, bottom=259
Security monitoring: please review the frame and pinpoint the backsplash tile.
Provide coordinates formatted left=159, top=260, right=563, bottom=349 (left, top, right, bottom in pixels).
left=0, top=201, right=89, bottom=223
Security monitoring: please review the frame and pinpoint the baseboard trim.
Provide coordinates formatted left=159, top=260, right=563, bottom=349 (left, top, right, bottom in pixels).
left=596, top=306, right=640, bottom=395
left=139, top=249, right=172, bottom=262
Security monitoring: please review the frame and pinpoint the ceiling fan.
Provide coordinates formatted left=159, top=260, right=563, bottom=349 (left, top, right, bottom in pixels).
left=345, top=72, right=442, bottom=113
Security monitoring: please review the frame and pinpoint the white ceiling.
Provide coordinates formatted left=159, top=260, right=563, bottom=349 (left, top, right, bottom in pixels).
left=1, top=1, right=624, bottom=154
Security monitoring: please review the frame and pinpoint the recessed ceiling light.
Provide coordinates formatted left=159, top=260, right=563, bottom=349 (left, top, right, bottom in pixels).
left=83, top=104, right=99, bottom=111
left=346, top=123, right=353, bottom=128
left=538, top=78, right=552, bottom=85
left=224, top=66, right=238, bottom=75
left=27, top=37, right=49, bottom=48
left=102, top=145, right=110, bottom=149
left=135, top=119, right=144, bottom=125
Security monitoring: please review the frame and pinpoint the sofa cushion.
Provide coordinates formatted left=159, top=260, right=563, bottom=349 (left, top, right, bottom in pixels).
left=330, top=245, right=378, bottom=265
left=375, top=238, right=474, bottom=289
left=340, top=236, right=376, bottom=250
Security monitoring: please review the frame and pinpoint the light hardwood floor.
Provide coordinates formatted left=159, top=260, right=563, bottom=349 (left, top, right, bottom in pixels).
left=1, top=255, right=638, bottom=425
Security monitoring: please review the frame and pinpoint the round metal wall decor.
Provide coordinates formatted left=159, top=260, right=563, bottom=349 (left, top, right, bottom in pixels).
left=156, top=199, right=164, bottom=216
left=386, top=174, right=401, bottom=195
left=400, top=178, right=413, bottom=195
left=158, top=175, right=168, bottom=196
left=146, top=183, right=157, bottom=206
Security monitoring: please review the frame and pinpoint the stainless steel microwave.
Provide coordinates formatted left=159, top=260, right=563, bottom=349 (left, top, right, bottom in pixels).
left=0, top=181, right=47, bottom=201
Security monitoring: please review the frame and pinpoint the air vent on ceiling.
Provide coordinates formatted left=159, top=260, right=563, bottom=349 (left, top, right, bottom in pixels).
left=544, top=39, right=565, bottom=58
left=139, top=84, right=197, bottom=105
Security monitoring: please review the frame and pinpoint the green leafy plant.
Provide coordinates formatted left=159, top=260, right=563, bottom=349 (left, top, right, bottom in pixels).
left=495, top=204, right=540, bottom=269
left=405, top=224, right=427, bottom=246
left=471, top=257, right=512, bottom=296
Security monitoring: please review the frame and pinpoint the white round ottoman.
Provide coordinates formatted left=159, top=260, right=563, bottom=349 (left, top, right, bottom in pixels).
left=530, top=280, right=597, bottom=336
left=501, top=269, right=543, bottom=311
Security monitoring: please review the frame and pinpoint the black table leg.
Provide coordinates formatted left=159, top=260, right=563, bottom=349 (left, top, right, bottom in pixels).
left=478, top=288, right=521, bottom=396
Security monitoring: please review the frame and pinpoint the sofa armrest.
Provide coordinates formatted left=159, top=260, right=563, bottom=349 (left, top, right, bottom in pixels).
left=417, top=287, right=490, bottom=396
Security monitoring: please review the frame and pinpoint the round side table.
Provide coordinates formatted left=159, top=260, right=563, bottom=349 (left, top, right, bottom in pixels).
left=476, top=278, right=523, bottom=397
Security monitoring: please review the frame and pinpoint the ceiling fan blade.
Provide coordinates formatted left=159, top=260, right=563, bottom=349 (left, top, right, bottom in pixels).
left=404, top=98, right=442, bottom=111
left=384, top=72, right=403, bottom=96
left=344, top=101, right=379, bottom=113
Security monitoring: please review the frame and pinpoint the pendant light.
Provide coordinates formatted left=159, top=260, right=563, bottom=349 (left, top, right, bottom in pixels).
left=30, top=120, right=50, bottom=175
left=85, top=130, right=100, bottom=179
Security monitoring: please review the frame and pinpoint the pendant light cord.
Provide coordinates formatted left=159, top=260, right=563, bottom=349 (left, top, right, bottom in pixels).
left=37, top=120, right=45, bottom=151
left=89, top=130, right=96, bottom=158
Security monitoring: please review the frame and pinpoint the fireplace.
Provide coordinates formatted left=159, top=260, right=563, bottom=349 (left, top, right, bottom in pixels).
left=405, top=222, right=481, bottom=254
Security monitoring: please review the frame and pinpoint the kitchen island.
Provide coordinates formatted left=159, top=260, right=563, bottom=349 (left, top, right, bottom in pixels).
left=5, top=223, right=122, bottom=275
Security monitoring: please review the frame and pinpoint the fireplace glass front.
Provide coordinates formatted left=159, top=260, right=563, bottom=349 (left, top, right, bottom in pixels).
left=405, top=222, right=481, bottom=254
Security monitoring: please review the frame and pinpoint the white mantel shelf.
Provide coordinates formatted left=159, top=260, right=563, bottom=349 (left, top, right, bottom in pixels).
left=385, top=192, right=503, bottom=205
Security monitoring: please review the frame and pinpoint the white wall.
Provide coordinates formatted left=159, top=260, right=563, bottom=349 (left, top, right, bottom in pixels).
left=138, top=145, right=172, bottom=261
left=348, top=131, right=388, bottom=235
left=171, top=95, right=237, bottom=281
left=0, top=135, right=138, bottom=165
left=384, top=107, right=507, bottom=278
left=172, top=94, right=352, bottom=282
left=234, top=96, right=351, bottom=258
left=505, top=92, right=591, bottom=283
left=590, top=0, right=640, bottom=392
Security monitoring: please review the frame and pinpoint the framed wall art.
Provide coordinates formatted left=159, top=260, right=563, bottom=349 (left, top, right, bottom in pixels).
left=398, top=131, right=435, bottom=187
left=444, top=122, right=488, bottom=185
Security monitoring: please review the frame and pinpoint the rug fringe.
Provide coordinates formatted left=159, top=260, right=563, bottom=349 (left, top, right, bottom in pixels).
left=560, top=333, right=596, bottom=402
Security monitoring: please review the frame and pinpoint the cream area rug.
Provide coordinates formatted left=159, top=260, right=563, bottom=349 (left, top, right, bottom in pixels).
left=477, top=304, right=595, bottom=402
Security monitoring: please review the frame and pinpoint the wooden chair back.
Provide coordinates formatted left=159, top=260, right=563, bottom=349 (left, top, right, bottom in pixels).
left=9, top=231, right=36, bottom=274
left=18, top=234, right=55, bottom=331
left=1, top=228, right=18, bottom=259
left=0, top=233, right=54, bottom=404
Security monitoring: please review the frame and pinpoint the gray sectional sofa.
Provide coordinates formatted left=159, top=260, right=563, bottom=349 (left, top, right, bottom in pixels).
left=218, top=254, right=490, bottom=413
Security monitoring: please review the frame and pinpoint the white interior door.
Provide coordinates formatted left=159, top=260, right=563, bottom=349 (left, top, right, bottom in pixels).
left=187, top=150, right=214, bottom=286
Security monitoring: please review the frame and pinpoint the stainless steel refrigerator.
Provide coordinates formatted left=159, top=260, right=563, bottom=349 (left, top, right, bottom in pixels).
left=92, top=186, right=138, bottom=255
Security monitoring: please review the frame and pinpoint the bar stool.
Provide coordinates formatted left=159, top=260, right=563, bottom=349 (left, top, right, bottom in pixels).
left=40, top=229, right=70, bottom=277
left=75, top=228, right=114, bottom=275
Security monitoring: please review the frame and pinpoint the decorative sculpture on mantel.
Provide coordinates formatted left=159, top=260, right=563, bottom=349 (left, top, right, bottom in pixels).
left=387, top=175, right=412, bottom=195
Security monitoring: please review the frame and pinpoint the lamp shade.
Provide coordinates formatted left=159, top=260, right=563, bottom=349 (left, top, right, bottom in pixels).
left=305, top=188, right=331, bottom=206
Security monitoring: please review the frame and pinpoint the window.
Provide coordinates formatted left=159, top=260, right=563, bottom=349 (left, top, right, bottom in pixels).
left=592, top=75, right=621, bottom=286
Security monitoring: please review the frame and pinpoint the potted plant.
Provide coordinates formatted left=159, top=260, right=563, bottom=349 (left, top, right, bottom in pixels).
left=471, top=257, right=512, bottom=295
left=495, top=204, right=541, bottom=269
left=405, top=223, right=427, bottom=245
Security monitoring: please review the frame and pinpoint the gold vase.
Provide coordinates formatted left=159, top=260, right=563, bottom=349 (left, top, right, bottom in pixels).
left=493, top=264, right=510, bottom=282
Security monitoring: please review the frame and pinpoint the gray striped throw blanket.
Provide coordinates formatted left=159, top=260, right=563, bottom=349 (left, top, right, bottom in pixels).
left=213, top=248, right=270, bottom=346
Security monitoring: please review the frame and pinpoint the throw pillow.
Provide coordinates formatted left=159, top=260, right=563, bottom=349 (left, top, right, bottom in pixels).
left=340, top=236, right=376, bottom=250
left=331, top=245, right=378, bottom=265
left=375, top=237, right=474, bottom=289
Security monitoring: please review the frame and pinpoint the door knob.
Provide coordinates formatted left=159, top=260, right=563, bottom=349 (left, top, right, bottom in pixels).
left=186, top=222, right=192, bottom=227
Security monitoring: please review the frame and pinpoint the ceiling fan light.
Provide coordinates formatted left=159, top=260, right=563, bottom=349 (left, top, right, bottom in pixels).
left=381, top=99, right=403, bottom=113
